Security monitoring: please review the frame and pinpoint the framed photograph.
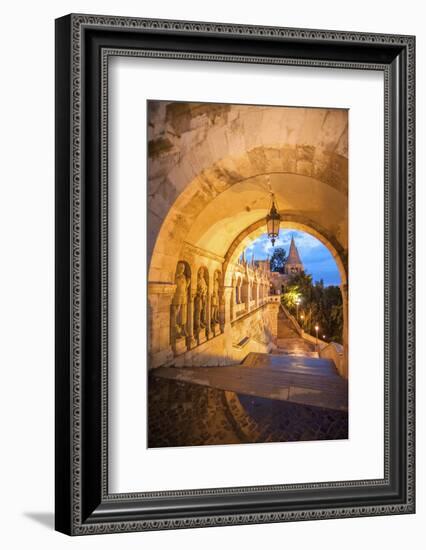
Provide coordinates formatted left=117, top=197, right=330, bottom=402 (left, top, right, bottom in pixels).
left=55, top=14, right=415, bottom=535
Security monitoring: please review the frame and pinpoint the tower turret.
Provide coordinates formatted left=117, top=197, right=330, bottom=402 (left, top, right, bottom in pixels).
left=284, top=235, right=304, bottom=275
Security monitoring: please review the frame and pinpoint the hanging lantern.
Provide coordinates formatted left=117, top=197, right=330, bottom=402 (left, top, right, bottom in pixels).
left=266, top=193, right=281, bottom=246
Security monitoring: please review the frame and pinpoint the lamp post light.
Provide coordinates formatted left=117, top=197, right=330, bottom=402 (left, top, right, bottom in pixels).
left=295, top=296, right=301, bottom=322
left=266, top=193, right=281, bottom=247
left=300, top=313, right=305, bottom=328
left=315, top=324, right=319, bottom=350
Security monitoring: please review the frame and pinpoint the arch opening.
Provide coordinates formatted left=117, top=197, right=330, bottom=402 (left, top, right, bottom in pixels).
left=148, top=168, right=347, bottom=285
left=222, top=217, right=347, bottom=288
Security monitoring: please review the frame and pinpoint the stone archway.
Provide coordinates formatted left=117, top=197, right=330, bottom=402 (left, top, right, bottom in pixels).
left=147, top=104, right=348, bottom=372
left=148, top=104, right=348, bottom=285
left=222, top=214, right=347, bottom=287
left=148, top=168, right=347, bottom=286
left=148, top=106, right=348, bottom=288
left=148, top=170, right=348, bottom=371
left=221, top=215, right=348, bottom=378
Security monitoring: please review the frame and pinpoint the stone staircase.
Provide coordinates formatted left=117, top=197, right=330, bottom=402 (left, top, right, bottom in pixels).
left=274, top=307, right=318, bottom=358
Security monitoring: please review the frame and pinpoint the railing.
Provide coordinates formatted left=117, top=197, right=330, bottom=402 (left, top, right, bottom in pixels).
left=231, top=295, right=278, bottom=326
left=280, top=302, right=346, bottom=376
left=318, top=342, right=345, bottom=377
left=280, top=303, right=303, bottom=336
left=300, top=331, right=327, bottom=351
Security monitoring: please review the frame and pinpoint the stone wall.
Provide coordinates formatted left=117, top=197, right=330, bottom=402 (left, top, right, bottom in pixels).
left=153, top=300, right=280, bottom=369
left=148, top=236, right=280, bottom=369
left=319, top=342, right=346, bottom=378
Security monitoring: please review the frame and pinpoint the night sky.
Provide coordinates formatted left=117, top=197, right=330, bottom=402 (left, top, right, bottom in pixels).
left=244, top=230, right=341, bottom=287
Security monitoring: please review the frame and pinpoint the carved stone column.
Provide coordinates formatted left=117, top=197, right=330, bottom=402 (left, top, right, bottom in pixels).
left=245, top=281, right=250, bottom=313
left=223, top=286, right=233, bottom=328
left=222, top=285, right=234, bottom=362
left=148, top=282, right=175, bottom=368
left=194, top=268, right=209, bottom=345
left=186, top=292, right=197, bottom=349
left=206, top=291, right=212, bottom=340
left=230, top=284, right=235, bottom=322
left=219, top=287, right=226, bottom=333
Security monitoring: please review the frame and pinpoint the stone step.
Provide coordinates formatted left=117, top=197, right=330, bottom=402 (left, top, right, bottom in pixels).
left=276, top=336, right=315, bottom=347
left=276, top=308, right=318, bottom=357
left=272, top=349, right=319, bottom=358
left=277, top=322, right=299, bottom=338
left=242, top=352, right=335, bottom=376
left=153, top=352, right=348, bottom=412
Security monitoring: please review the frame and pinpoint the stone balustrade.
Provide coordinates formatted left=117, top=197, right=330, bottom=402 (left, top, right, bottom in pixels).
left=319, top=342, right=346, bottom=378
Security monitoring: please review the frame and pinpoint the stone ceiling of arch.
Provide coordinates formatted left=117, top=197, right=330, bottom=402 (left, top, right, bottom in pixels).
left=148, top=102, right=348, bottom=282
left=185, top=173, right=347, bottom=257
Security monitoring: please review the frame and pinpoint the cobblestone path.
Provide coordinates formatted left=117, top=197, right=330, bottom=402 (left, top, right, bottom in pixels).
left=148, top=375, right=348, bottom=448
left=148, top=376, right=241, bottom=447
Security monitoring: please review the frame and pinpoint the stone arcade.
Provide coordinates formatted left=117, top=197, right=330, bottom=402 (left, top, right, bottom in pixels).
left=147, top=102, right=348, bottom=377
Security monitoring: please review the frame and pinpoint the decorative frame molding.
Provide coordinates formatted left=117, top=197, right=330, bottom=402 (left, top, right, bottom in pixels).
left=55, top=13, right=415, bottom=535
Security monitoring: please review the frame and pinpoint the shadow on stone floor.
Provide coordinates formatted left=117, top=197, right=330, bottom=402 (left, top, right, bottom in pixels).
left=148, top=376, right=348, bottom=448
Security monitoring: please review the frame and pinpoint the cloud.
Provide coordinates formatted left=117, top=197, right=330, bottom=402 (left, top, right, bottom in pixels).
left=281, top=230, right=322, bottom=250
left=246, top=229, right=340, bottom=286
left=251, top=230, right=321, bottom=256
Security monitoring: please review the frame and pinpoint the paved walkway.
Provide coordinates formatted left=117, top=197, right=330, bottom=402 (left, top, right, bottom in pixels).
left=154, top=352, right=347, bottom=412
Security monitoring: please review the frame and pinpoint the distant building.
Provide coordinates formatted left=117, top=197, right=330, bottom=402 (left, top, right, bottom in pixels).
left=266, top=235, right=305, bottom=294
left=284, top=235, right=304, bottom=276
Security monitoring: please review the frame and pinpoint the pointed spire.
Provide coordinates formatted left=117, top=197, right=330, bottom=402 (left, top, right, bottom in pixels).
left=287, top=234, right=303, bottom=266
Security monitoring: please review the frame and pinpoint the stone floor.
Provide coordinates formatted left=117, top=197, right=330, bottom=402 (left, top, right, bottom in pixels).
left=153, top=353, right=348, bottom=411
left=148, top=377, right=241, bottom=448
left=148, top=375, right=348, bottom=448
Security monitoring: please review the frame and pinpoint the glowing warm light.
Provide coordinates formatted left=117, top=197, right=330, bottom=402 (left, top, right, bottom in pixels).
left=266, top=194, right=281, bottom=247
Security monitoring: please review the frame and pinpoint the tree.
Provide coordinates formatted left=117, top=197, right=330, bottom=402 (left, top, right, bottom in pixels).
left=281, top=273, right=343, bottom=344
left=269, top=247, right=287, bottom=273
left=287, top=271, right=313, bottom=295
